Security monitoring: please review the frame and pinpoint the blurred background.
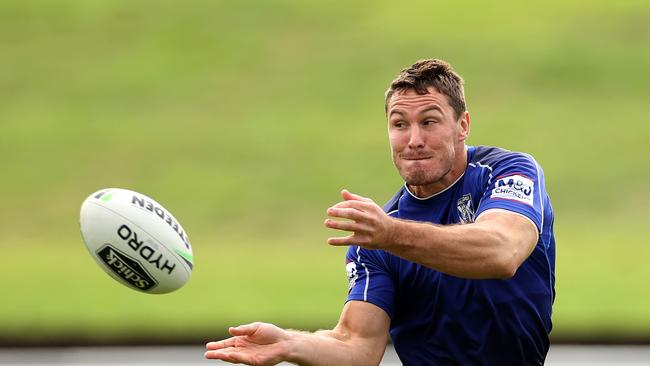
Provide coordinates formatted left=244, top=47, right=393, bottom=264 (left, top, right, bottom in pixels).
left=1, top=0, right=649, bottom=347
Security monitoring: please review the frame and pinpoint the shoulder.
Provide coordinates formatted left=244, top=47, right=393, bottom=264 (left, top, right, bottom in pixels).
left=467, top=145, right=545, bottom=181
left=345, top=245, right=393, bottom=274
left=469, top=145, right=540, bottom=168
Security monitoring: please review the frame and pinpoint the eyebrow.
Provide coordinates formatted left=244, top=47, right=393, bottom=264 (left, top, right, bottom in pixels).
left=420, top=106, right=443, bottom=114
left=389, top=105, right=443, bottom=118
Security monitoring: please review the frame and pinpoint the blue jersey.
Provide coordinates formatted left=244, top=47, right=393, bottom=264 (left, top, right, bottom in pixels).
left=345, top=145, right=555, bottom=366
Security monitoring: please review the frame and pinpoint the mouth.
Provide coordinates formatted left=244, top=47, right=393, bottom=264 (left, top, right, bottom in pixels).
left=402, top=156, right=432, bottom=161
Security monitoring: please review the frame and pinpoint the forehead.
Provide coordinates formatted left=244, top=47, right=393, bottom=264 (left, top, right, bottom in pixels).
left=387, top=87, right=452, bottom=116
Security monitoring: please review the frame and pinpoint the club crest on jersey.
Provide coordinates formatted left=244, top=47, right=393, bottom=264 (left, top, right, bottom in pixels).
left=491, top=174, right=535, bottom=206
left=457, top=194, right=475, bottom=224
left=346, top=261, right=358, bottom=291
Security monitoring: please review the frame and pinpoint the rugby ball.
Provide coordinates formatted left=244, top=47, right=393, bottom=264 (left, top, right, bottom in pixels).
left=79, top=188, right=194, bottom=294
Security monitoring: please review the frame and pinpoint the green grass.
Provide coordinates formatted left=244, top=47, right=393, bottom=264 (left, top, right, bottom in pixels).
left=553, top=216, right=650, bottom=338
left=3, top=231, right=346, bottom=342
left=4, top=216, right=650, bottom=342
left=1, top=0, right=650, bottom=342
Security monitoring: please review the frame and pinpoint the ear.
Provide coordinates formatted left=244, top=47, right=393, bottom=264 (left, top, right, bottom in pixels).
left=458, top=111, right=470, bottom=142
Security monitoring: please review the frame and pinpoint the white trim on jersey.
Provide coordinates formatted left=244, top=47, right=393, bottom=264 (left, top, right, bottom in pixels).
left=469, top=161, right=494, bottom=210
left=403, top=172, right=466, bottom=201
left=469, top=162, right=494, bottom=185
left=520, top=154, right=553, bottom=306
left=356, top=246, right=370, bottom=301
left=534, top=161, right=545, bottom=236
left=521, top=153, right=545, bottom=236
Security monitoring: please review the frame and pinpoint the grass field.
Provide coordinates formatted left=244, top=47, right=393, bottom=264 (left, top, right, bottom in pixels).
left=1, top=0, right=649, bottom=343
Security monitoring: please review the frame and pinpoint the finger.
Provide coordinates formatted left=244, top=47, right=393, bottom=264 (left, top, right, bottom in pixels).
left=326, top=207, right=366, bottom=221
left=228, top=323, right=259, bottom=336
left=205, top=350, right=225, bottom=360
left=210, top=350, right=252, bottom=364
left=324, top=219, right=368, bottom=233
left=327, top=235, right=356, bottom=246
left=206, top=338, right=236, bottom=350
left=341, top=189, right=373, bottom=202
left=205, top=350, right=239, bottom=362
left=330, top=200, right=372, bottom=211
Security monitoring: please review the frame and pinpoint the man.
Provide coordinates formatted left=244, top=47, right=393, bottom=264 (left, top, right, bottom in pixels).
left=205, top=59, right=556, bottom=365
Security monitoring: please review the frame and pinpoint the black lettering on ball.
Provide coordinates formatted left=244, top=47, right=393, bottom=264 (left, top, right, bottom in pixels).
left=118, top=224, right=131, bottom=240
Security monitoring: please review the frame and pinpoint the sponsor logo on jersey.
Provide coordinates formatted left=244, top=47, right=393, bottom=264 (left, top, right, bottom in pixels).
left=97, top=244, right=158, bottom=291
left=346, top=260, right=358, bottom=291
left=491, top=174, right=534, bottom=205
left=456, top=194, right=475, bottom=224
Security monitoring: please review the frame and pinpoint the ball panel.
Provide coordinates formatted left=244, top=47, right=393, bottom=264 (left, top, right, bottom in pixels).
left=90, top=188, right=193, bottom=256
left=80, top=188, right=193, bottom=294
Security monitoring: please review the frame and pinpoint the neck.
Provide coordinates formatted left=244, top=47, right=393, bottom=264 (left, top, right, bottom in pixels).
left=408, top=145, right=468, bottom=198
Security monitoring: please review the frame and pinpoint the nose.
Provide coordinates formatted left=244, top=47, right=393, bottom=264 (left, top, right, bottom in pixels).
left=408, top=125, right=425, bottom=149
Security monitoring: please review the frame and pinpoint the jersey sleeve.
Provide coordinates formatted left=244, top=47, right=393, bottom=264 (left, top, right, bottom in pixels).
left=345, top=245, right=395, bottom=319
left=475, top=153, right=545, bottom=232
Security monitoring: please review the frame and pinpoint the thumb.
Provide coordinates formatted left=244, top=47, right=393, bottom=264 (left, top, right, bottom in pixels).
left=228, top=323, right=260, bottom=336
left=341, top=189, right=372, bottom=202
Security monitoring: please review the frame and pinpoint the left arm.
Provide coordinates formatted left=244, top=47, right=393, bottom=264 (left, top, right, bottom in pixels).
left=325, top=190, right=538, bottom=279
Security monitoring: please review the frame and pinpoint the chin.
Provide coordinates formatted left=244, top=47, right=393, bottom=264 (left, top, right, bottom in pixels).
left=400, top=164, right=450, bottom=186
left=404, top=172, right=439, bottom=186
left=407, top=178, right=438, bottom=187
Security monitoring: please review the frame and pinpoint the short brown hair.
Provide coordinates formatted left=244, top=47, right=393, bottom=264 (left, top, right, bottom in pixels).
left=385, top=59, right=466, bottom=119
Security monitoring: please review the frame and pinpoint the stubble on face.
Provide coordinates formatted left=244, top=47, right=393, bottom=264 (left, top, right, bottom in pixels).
left=397, top=148, right=455, bottom=187
left=387, top=88, right=467, bottom=197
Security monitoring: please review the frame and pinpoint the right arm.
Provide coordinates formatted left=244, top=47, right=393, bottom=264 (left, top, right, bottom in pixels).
left=205, top=300, right=390, bottom=366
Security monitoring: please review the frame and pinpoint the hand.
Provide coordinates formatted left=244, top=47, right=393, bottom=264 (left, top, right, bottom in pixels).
left=205, top=322, right=291, bottom=365
left=324, top=189, right=396, bottom=249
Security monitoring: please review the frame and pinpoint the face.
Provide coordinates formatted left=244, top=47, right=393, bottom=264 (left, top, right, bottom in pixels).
left=387, top=87, right=470, bottom=196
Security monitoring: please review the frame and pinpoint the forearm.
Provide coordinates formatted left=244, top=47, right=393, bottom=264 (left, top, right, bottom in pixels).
left=206, top=303, right=388, bottom=365
left=386, top=215, right=534, bottom=279
left=284, top=329, right=384, bottom=366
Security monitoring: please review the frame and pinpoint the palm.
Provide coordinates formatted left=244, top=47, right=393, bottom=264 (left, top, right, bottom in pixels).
left=206, top=322, right=290, bottom=366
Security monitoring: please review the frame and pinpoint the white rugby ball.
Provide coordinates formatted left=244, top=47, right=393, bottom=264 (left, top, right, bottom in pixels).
left=80, top=188, right=194, bottom=294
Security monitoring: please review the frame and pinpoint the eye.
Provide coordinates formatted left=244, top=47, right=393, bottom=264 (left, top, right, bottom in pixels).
left=423, top=119, right=437, bottom=126
left=392, top=120, right=407, bottom=128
